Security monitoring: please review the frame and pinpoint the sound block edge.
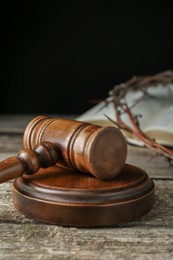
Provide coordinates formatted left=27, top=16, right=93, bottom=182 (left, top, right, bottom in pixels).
left=12, top=163, right=155, bottom=227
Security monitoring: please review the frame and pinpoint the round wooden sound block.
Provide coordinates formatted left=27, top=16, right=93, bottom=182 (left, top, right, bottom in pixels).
left=12, top=164, right=155, bottom=227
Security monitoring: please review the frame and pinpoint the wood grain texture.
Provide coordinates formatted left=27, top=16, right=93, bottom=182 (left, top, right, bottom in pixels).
left=0, top=116, right=173, bottom=259
left=0, top=134, right=172, bottom=179
left=23, top=116, right=127, bottom=179
left=12, top=164, right=155, bottom=227
left=127, top=145, right=173, bottom=180
left=0, top=114, right=78, bottom=134
left=0, top=180, right=172, bottom=259
left=0, top=142, right=60, bottom=184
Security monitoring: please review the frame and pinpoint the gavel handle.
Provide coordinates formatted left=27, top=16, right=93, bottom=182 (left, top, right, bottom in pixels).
left=0, top=142, right=59, bottom=184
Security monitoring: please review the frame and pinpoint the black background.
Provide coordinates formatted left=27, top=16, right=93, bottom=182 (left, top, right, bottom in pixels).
left=1, top=1, right=173, bottom=115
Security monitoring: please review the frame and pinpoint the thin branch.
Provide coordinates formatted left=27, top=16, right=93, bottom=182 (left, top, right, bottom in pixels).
left=106, top=70, right=173, bottom=164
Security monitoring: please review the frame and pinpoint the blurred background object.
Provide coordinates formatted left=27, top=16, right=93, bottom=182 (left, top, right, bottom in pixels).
left=1, top=1, right=173, bottom=116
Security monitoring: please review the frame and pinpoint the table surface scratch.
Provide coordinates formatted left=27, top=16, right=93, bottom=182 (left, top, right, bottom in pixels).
left=0, top=115, right=172, bottom=260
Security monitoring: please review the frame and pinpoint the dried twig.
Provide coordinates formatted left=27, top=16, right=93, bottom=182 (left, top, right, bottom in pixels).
left=106, top=70, right=173, bottom=164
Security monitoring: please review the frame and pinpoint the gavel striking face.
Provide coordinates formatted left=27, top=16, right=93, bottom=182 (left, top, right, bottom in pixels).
left=0, top=116, right=127, bottom=183
left=23, top=116, right=127, bottom=179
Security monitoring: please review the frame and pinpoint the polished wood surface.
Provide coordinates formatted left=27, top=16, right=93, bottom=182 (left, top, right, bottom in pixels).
left=0, top=116, right=127, bottom=183
left=0, top=142, right=59, bottom=184
left=0, top=115, right=172, bottom=259
left=13, top=163, right=155, bottom=227
left=23, top=116, right=127, bottom=179
left=0, top=115, right=154, bottom=227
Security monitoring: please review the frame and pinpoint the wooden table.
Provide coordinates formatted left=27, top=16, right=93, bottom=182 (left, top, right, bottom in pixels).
left=0, top=115, right=172, bottom=260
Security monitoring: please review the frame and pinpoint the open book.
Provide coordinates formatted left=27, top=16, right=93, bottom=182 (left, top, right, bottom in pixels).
left=77, top=84, right=173, bottom=147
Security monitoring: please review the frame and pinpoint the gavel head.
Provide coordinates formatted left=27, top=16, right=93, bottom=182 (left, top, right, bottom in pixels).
left=23, top=116, right=127, bottom=179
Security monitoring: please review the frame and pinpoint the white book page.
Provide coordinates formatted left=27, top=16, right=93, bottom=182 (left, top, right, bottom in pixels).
left=77, top=98, right=115, bottom=124
left=144, top=105, right=173, bottom=133
left=77, top=84, right=173, bottom=146
left=77, top=84, right=173, bottom=130
left=143, top=104, right=173, bottom=146
left=121, top=85, right=173, bottom=131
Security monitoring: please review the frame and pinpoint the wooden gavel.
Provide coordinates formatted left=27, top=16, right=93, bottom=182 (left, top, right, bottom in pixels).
left=0, top=116, right=127, bottom=183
